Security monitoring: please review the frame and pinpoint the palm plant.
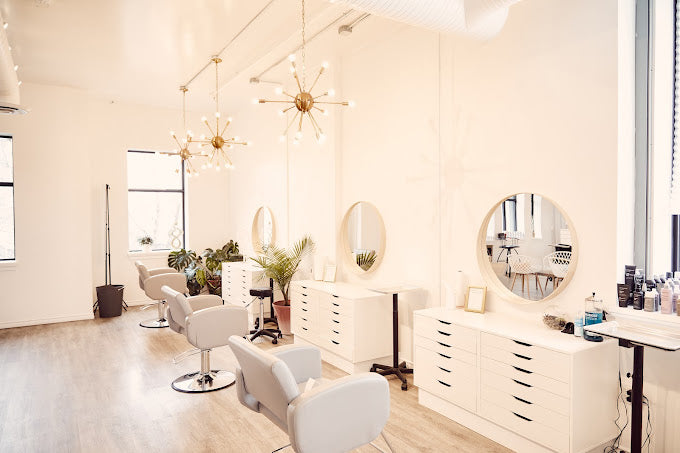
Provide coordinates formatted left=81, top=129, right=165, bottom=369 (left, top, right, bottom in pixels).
left=356, top=250, right=377, bottom=271
left=251, top=236, right=314, bottom=305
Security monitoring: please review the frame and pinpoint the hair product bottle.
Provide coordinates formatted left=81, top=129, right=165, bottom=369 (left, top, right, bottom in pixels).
left=661, top=281, right=673, bottom=314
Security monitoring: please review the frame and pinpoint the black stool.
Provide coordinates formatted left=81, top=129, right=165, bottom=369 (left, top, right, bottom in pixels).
left=249, top=287, right=281, bottom=344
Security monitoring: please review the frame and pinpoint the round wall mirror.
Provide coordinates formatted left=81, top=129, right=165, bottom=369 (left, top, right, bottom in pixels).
left=341, top=201, right=386, bottom=274
left=252, top=206, right=275, bottom=253
left=477, top=194, right=577, bottom=303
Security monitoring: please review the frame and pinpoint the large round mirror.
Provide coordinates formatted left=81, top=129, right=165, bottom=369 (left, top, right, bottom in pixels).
left=477, top=194, right=577, bottom=303
left=252, top=206, right=275, bottom=253
left=341, top=201, right=385, bottom=274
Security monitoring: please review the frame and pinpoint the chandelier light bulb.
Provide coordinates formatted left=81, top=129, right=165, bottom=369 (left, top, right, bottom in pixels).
left=182, top=138, right=187, bottom=144
left=279, top=135, right=286, bottom=143
left=318, top=133, right=327, bottom=143
left=322, top=61, right=329, bottom=69
left=234, top=136, right=240, bottom=141
left=275, top=86, right=283, bottom=95
left=187, top=172, right=192, bottom=178
left=187, top=130, right=193, bottom=137
left=293, top=139, right=299, bottom=146
left=323, top=109, right=329, bottom=116
left=288, top=54, right=296, bottom=62
left=3, top=23, right=8, bottom=29
left=207, top=162, right=213, bottom=168
left=295, top=131, right=303, bottom=140
left=201, top=164, right=206, bottom=170
left=215, top=112, right=221, bottom=118
left=201, top=116, right=207, bottom=122
left=170, top=130, right=175, bottom=137
left=227, top=116, right=232, bottom=122
left=290, top=66, right=296, bottom=73
left=200, top=134, right=206, bottom=140
left=246, top=141, right=253, bottom=147
left=278, top=109, right=285, bottom=117
left=13, top=65, right=18, bottom=71
left=348, top=100, right=356, bottom=108
left=327, top=88, right=335, bottom=97
left=17, top=80, right=21, bottom=87
left=252, top=98, right=259, bottom=105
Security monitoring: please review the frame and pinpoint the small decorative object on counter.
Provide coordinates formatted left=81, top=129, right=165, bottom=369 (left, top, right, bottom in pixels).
left=584, top=292, right=603, bottom=342
left=543, top=304, right=567, bottom=330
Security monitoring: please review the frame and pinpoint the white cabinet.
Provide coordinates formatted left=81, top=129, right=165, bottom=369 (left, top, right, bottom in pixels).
left=290, top=280, right=392, bottom=374
left=414, top=308, right=619, bottom=453
left=222, top=262, right=280, bottom=319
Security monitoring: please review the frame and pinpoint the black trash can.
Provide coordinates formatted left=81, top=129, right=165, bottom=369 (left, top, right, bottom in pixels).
left=96, top=284, right=124, bottom=318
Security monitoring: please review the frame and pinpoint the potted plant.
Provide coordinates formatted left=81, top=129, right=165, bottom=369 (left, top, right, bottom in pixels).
left=200, top=247, right=229, bottom=296
left=138, top=235, right=153, bottom=253
left=224, top=240, right=243, bottom=262
left=168, top=249, right=202, bottom=295
left=251, top=235, right=314, bottom=334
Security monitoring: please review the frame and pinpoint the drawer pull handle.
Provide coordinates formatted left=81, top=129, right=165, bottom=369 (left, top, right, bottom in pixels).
left=302, top=327, right=308, bottom=331
left=302, top=318, right=307, bottom=321
left=437, top=380, right=451, bottom=387
left=332, top=303, right=340, bottom=307
left=438, top=353, right=451, bottom=359
left=513, top=353, right=532, bottom=361
left=332, top=330, right=339, bottom=334
left=437, top=342, right=451, bottom=348
left=438, top=320, right=452, bottom=325
left=512, top=412, right=532, bottom=422
left=437, top=366, right=451, bottom=373
left=331, top=340, right=340, bottom=345
left=513, top=340, right=532, bottom=347
left=513, top=366, right=533, bottom=374
left=512, top=379, right=532, bottom=388
left=437, top=330, right=451, bottom=336
left=333, top=320, right=340, bottom=324
left=302, top=286, right=308, bottom=289
left=332, top=311, right=340, bottom=315
left=513, top=396, right=533, bottom=405
left=332, top=294, right=339, bottom=298
left=302, top=293, right=308, bottom=297
left=302, top=308, right=308, bottom=312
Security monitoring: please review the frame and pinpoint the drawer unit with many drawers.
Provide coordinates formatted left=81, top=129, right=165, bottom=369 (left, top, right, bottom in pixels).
left=414, top=308, right=618, bottom=453
left=222, top=262, right=281, bottom=319
left=290, top=280, right=392, bottom=374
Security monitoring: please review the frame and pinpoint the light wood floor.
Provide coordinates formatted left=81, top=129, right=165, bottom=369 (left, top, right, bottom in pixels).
left=0, top=308, right=510, bottom=453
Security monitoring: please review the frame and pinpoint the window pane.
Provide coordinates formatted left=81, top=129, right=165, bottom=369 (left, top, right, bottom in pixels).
left=0, top=137, right=12, bottom=183
left=127, top=151, right=182, bottom=190
left=0, top=186, right=15, bottom=260
left=128, top=192, right=183, bottom=251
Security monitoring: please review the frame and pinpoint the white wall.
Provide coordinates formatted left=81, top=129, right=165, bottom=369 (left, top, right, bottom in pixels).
left=0, top=82, right=231, bottom=327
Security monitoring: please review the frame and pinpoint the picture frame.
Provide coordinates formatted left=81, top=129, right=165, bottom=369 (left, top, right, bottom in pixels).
left=465, top=286, right=487, bottom=313
left=323, top=264, right=337, bottom=283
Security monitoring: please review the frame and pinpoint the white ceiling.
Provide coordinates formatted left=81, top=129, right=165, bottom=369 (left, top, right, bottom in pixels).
left=1, top=0, right=367, bottom=112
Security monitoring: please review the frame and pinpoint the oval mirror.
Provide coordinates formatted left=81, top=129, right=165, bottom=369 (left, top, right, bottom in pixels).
left=477, top=194, right=577, bottom=303
left=341, top=201, right=386, bottom=274
left=252, top=206, right=275, bottom=253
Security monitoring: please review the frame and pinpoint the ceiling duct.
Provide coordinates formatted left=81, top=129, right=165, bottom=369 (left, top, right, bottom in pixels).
left=0, top=12, right=25, bottom=114
left=328, top=0, right=521, bottom=40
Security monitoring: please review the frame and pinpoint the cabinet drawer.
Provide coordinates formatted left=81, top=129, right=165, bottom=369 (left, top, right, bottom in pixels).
left=480, top=356, right=569, bottom=397
left=321, top=336, right=352, bottom=360
left=415, top=335, right=476, bottom=366
left=414, top=314, right=477, bottom=353
left=319, top=296, right=354, bottom=317
left=481, top=369, right=570, bottom=416
left=481, top=344, right=569, bottom=383
left=292, top=311, right=315, bottom=338
left=414, top=347, right=476, bottom=412
left=481, top=385, right=569, bottom=434
left=415, top=345, right=476, bottom=383
left=480, top=400, right=569, bottom=453
left=481, top=332, right=569, bottom=365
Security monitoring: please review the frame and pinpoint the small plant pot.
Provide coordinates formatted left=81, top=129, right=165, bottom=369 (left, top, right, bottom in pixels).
left=272, top=300, right=291, bottom=335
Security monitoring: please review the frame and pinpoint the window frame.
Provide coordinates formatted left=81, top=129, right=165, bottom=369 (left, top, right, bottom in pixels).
left=0, top=134, right=15, bottom=261
left=501, top=196, right=517, bottom=232
left=127, top=149, right=186, bottom=252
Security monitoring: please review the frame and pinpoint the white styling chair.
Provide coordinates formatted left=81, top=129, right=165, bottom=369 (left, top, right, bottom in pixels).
left=544, top=251, right=572, bottom=290
left=162, top=286, right=249, bottom=393
left=135, top=261, right=186, bottom=328
left=508, top=255, right=542, bottom=297
left=229, top=335, right=394, bottom=453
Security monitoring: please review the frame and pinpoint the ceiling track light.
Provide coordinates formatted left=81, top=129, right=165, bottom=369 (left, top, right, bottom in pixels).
left=256, top=0, right=354, bottom=143
left=338, top=12, right=370, bottom=36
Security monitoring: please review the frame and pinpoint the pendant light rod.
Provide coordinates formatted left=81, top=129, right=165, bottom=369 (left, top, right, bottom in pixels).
left=254, top=8, right=354, bottom=80
left=183, top=0, right=277, bottom=88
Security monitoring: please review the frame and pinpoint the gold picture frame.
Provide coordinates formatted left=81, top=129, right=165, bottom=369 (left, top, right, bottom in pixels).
left=465, top=286, right=487, bottom=313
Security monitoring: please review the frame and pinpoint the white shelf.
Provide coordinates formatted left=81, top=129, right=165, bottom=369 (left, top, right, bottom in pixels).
left=607, top=305, right=680, bottom=327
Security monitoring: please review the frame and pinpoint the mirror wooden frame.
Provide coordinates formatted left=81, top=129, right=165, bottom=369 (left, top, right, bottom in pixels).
left=251, top=206, right=276, bottom=254
left=475, top=193, right=579, bottom=305
left=340, top=201, right=386, bottom=275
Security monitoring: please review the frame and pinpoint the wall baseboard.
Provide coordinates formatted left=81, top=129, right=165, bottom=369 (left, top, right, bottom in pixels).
left=0, top=312, right=95, bottom=330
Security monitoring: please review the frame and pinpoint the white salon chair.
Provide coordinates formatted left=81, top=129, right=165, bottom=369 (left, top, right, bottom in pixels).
left=544, top=251, right=572, bottom=290
left=508, top=255, right=542, bottom=297
left=162, top=286, right=249, bottom=393
left=135, top=261, right=186, bottom=328
left=228, top=335, right=394, bottom=453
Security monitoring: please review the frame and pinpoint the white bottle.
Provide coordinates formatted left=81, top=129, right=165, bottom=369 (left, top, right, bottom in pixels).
left=661, top=282, right=673, bottom=314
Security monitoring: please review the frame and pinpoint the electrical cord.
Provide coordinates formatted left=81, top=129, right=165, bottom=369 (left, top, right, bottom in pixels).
left=642, top=396, right=652, bottom=452
left=604, top=354, right=629, bottom=453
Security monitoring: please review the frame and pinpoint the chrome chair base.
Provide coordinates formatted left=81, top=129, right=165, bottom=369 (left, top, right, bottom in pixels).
left=171, top=370, right=235, bottom=393
left=139, top=318, right=169, bottom=328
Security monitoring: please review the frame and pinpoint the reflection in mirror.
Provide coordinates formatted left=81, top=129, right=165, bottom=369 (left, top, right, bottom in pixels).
left=252, top=206, right=274, bottom=253
left=482, top=194, right=575, bottom=302
left=343, top=202, right=385, bottom=272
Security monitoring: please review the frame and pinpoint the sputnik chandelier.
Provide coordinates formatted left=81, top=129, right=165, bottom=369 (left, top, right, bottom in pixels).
left=195, top=56, right=251, bottom=171
left=256, top=0, right=353, bottom=144
left=166, top=86, right=204, bottom=177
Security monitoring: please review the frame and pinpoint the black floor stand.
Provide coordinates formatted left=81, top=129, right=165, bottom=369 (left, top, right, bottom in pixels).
left=620, top=340, right=644, bottom=453
left=370, top=293, right=412, bottom=390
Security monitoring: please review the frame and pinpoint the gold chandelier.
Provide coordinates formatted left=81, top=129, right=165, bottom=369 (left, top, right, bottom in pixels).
left=195, top=56, right=250, bottom=171
left=166, top=86, right=204, bottom=177
left=256, top=0, right=353, bottom=144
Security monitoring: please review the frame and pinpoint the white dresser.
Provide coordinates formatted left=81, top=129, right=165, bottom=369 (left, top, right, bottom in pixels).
left=222, top=262, right=280, bottom=319
left=290, top=280, right=392, bottom=374
left=414, top=308, right=618, bottom=453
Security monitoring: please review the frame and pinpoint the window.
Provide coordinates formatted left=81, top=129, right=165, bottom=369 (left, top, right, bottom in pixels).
left=501, top=196, right=517, bottom=232
left=127, top=150, right=185, bottom=251
left=0, top=136, right=14, bottom=260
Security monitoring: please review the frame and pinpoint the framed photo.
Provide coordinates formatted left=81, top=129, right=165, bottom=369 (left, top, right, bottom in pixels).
left=323, top=264, right=337, bottom=282
left=465, top=286, right=487, bottom=313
